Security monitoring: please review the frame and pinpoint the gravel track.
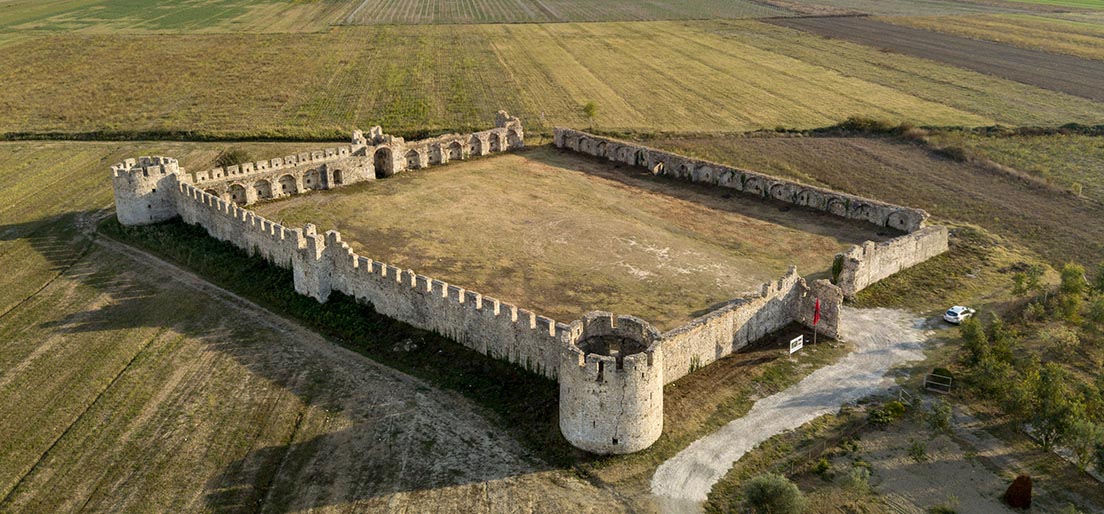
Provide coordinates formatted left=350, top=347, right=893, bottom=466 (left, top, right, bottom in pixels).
left=650, top=307, right=931, bottom=512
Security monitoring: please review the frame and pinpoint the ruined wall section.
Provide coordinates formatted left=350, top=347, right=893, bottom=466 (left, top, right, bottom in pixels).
left=193, top=112, right=524, bottom=207
left=835, top=225, right=950, bottom=298
left=553, top=128, right=949, bottom=298
left=554, top=128, right=927, bottom=232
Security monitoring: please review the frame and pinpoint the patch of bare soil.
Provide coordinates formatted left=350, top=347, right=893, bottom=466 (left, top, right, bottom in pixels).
left=768, top=16, right=1104, bottom=101
left=857, top=419, right=1014, bottom=514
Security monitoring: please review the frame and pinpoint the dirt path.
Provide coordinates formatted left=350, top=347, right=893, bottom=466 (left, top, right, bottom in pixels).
left=650, top=307, right=931, bottom=512
left=768, top=16, right=1104, bottom=102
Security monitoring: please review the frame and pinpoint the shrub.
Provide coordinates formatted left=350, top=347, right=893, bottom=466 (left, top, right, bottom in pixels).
left=1094, top=262, right=1104, bottom=294
left=960, top=317, right=988, bottom=366
left=908, top=439, right=928, bottom=462
left=1012, top=272, right=1028, bottom=296
left=1002, top=474, right=1032, bottom=509
left=1023, top=301, right=1046, bottom=323
left=1087, top=297, right=1104, bottom=334
left=869, top=400, right=907, bottom=427
left=812, top=457, right=831, bottom=478
left=1067, top=420, right=1104, bottom=472
left=1095, top=442, right=1104, bottom=474
left=929, top=506, right=957, bottom=514
left=214, top=148, right=253, bottom=168
left=1041, top=326, right=1081, bottom=354
left=741, top=474, right=807, bottom=514
left=1061, top=263, right=1088, bottom=298
left=839, top=465, right=870, bottom=492
left=928, top=398, right=953, bottom=434
left=831, top=254, right=844, bottom=284
left=934, top=145, right=970, bottom=162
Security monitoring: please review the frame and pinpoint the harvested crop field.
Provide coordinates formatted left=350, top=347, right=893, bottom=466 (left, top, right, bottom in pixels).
left=647, top=135, right=1104, bottom=269
left=251, top=146, right=889, bottom=330
left=9, top=20, right=1104, bottom=139
left=340, top=0, right=790, bottom=24
left=769, top=16, right=1104, bottom=101
left=881, top=13, right=1104, bottom=60
left=761, top=0, right=1028, bottom=16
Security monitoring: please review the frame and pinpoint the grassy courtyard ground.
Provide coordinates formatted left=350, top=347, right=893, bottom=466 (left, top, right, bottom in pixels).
left=252, top=145, right=886, bottom=330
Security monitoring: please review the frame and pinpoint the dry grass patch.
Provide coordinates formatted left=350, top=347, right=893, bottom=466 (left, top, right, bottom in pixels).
left=252, top=146, right=886, bottom=330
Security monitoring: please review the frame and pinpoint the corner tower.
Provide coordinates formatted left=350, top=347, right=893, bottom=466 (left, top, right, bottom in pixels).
left=559, top=312, right=664, bottom=454
left=111, top=156, right=181, bottom=226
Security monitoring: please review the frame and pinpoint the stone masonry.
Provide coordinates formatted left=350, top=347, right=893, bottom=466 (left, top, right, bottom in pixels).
left=111, top=117, right=945, bottom=456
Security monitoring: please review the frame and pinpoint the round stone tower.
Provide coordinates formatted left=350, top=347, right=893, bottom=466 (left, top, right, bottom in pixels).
left=559, top=312, right=664, bottom=454
left=111, top=156, right=181, bottom=226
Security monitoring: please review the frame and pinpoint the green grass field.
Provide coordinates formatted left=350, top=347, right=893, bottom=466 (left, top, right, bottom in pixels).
left=882, top=13, right=1104, bottom=60
left=5, top=20, right=1102, bottom=139
left=252, top=146, right=883, bottom=330
left=928, top=131, right=1104, bottom=203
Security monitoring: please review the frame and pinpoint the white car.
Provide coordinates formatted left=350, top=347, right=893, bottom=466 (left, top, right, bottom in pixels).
left=943, top=306, right=976, bottom=324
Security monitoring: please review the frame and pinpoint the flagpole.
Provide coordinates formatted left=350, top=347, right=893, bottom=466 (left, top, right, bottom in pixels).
left=812, top=297, right=820, bottom=345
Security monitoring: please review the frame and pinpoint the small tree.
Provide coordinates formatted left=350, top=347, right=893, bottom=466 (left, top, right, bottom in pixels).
left=1030, top=363, right=1080, bottom=450
left=960, top=317, right=988, bottom=366
left=582, top=101, right=598, bottom=129
left=1088, top=297, right=1104, bottom=335
left=1012, top=272, right=1029, bottom=296
left=742, top=473, right=807, bottom=514
left=1056, top=263, right=1087, bottom=322
left=1066, top=420, right=1104, bottom=472
left=1095, top=441, right=1104, bottom=474
left=985, top=314, right=1015, bottom=364
left=1025, top=264, right=1045, bottom=295
left=1094, top=261, right=1104, bottom=295
left=928, top=398, right=953, bottom=434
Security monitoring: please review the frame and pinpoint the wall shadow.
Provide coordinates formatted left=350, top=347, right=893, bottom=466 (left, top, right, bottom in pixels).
left=1, top=212, right=576, bottom=513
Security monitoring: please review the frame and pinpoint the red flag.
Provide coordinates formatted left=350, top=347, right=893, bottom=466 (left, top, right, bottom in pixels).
left=813, top=298, right=821, bottom=326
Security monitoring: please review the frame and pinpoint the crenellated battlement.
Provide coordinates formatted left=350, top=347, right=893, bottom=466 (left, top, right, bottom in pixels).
left=192, top=146, right=354, bottom=184
left=111, top=156, right=180, bottom=179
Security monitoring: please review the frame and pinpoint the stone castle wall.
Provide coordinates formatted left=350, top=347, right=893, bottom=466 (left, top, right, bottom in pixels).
left=552, top=128, right=949, bottom=298
left=661, top=269, right=840, bottom=384
left=834, top=225, right=950, bottom=298
left=111, top=118, right=941, bottom=456
left=190, top=113, right=525, bottom=207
